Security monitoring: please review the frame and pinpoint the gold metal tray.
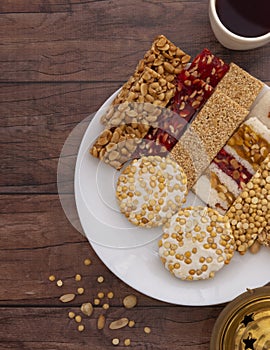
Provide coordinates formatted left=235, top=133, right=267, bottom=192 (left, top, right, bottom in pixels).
left=210, top=286, right=270, bottom=350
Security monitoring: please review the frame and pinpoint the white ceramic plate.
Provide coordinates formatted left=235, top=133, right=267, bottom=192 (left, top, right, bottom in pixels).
left=74, top=89, right=270, bottom=306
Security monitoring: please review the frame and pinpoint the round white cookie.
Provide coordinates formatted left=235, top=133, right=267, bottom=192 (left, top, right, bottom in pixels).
left=159, top=206, right=235, bottom=280
left=116, top=156, right=187, bottom=228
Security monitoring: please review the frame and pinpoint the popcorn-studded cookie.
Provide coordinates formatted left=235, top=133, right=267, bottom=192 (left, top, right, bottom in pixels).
left=159, top=206, right=235, bottom=280
left=116, top=156, right=187, bottom=228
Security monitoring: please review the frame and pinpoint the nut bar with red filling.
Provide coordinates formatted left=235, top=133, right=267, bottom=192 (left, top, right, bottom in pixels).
left=135, top=108, right=188, bottom=158
left=137, top=69, right=214, bottom=158
left=170, top=69, right=214, bottom=122
left=193, top=117, right=270, bottom=214
left=188, top=48, right=229, bottom=87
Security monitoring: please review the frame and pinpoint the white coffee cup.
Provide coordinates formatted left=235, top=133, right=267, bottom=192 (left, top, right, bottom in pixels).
left=209, top=0, right=270, bottom=50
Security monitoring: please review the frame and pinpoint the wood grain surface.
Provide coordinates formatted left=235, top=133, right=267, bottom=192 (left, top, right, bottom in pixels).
left=0, top=1, right=269, bottom=349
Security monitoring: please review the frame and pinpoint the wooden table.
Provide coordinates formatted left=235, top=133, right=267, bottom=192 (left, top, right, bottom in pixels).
left=1, top=1, right=269, bottom=349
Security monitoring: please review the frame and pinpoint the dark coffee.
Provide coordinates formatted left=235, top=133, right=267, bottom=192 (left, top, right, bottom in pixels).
left=216, top=0, right=270, bottom=38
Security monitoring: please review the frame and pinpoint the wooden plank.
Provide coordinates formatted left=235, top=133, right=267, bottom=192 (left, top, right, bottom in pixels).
left=0, top=0, right=200, bottom=14
left=0, top=306, right=222, bottom=349
left=0, top=194, right=164, bottom=306
left=1, top=1, right=268, bottom=82
left=1, top=38, right=269, bottom=83
left=0, top=82, right=120, bottom=193
left=0, top=2, right=201, bottom=82
left=1, top=194, right=269, bottom=306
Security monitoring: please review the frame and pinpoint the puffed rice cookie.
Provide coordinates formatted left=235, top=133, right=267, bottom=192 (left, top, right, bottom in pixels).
left=116, top=156, right=187, bottom=228
left=159, top=206, right=235, bottom=280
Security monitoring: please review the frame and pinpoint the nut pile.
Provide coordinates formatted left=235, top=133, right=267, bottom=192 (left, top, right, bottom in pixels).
left=226, top=155, right=270, bottom=254
left=159, top=206, right=235, bottom=280
left=48, top=258, right=152, bottom=346
left=116, top=156, right=187, bottom=227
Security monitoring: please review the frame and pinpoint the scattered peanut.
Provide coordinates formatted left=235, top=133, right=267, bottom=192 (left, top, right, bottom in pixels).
left=77, top=324, right=85, bottom=332
left=77, top=287, right=84, bottom=295
left=75, top=315, right=82, bottom=323
left=97, top=292, right=105, bottom=299
left=75, top=274, right=82, bottom=282
left=128, top=320, right=135, bottom=328
left=107, top=292, right=114, bottom=299
left=94, top=298, right=100, bottom=306
left=97, top=276, right=104, bottom=283
left=48, top=275, right=56, bottom=282
left=144, top=326, right=151, bottom=334
left=56, top=279, right=63, bottom=287
left=112, top=338, right=120, bottom=346
left=249, top=240, right=261, bottom=254
left=102, top=303, right=110, bottom=310
left=124, top=338, right=131, bottom=346
left=68, top=311, right=75, bottom=319
left=84, top=258, right=92, bottom=266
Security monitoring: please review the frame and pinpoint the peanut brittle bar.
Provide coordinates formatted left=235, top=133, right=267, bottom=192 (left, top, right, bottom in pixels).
left=100, top=67, right=176, bottom=126
left=188, top=48, right=229, bottom=87
left=169, top=90, right=249, bottom=189
left=90, top=102, right=164, bottom=169
left=215, top=62, right=264, bottom=110
left=101, top=35, right=190, bottom=125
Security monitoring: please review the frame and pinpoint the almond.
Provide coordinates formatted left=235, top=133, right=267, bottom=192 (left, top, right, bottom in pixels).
left=109, top=317, right=129, bottom=330
left=59, top=293, right=76, bottom=303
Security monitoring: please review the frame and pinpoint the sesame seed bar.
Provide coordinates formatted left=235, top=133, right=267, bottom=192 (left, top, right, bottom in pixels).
left=215, top=63, right=264, bottom=110
left=170, top=90, right=249, bottom=189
